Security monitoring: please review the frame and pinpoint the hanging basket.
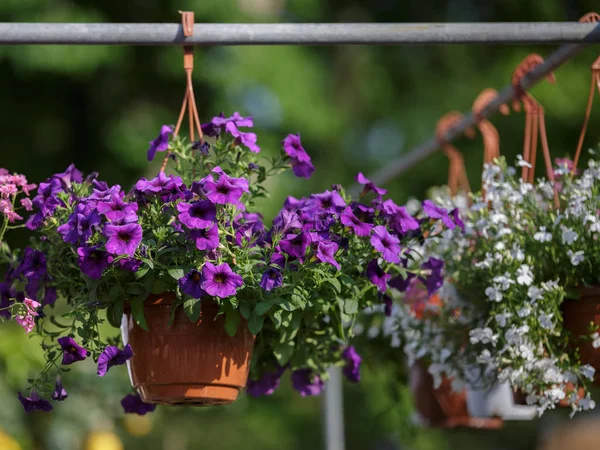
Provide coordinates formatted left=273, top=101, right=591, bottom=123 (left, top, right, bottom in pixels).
left=562, top=287, right=600, bottom=385
left=121, top=292, right=255, bottom=405
left=408, top=361, right=503, bottom=429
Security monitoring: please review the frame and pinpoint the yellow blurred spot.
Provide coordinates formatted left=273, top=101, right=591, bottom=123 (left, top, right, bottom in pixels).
left=85, top=431, right=123, bottom=450
left=123, top=414, right=153, bottom=437
left=0, top=429, right=21, bottom=450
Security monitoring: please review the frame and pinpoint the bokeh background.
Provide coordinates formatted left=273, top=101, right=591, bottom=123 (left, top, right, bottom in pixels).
left=2, top=0, right=600, bottom=449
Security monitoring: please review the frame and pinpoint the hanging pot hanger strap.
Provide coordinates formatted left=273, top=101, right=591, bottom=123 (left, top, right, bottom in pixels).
left=160, top=11, right=204, bottom=173
left=512, top=54, right=559, bottom=208
left=472, top=88, right=510, bottom=165
left=573, top=12, right=600, bottom=173
left=436, top=112, right=474, bottom=197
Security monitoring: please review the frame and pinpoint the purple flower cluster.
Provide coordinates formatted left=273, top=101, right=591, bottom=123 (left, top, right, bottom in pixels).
left=283, top=134, right=315, bottom=179
left=202, top=112, right=260, bottom=153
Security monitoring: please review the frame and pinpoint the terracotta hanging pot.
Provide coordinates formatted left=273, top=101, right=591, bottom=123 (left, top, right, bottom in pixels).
left=121, top=292, right=255, bottom=405
left=562, top=287, right=600, bottom=385
left=408, top=361, right=503, bottom=429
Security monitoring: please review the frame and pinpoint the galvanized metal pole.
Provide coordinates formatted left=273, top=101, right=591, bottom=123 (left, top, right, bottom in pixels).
left=323, top=367, right=345, bottom=450
left=0, top=23, right=598, bottom=45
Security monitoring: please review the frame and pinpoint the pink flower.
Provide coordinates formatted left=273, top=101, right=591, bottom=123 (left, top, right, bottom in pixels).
left=15, top=298, right=40, bottom=334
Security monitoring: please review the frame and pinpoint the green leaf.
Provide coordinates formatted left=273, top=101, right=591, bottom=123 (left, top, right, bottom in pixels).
left=184, top=298, right=202, bottom=323
left=248, top=314, right=264, bottom=335
left=324, top=278, right=341, bottom=293
left=273, top=341, right=295, bottom=365
left=254, top=299, right=275, bottom=316
left=167, top=268, right=185, bottom=280
left=106, top=300, right=124, bottom=328
left=276, top=298, right=297, bottom=312
left=130, top=297, right=148, bottom=331
left=141, top=258, right=154, bottom=269
left=135, top=266, right=150, bottom=279
left=126, top=283, right=146, bottom=295
left=151, top=279, right=170, bottom=294
left=224, top=306, right=241, bottom=337
left=240, top=303, right=252, bottom=320
left=344, top=299, right=359, bottom=315
left=272, top=309, right=283, bottom=329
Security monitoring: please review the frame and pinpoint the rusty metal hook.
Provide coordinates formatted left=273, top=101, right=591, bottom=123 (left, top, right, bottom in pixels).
left=512, top=53, right=559, bottom=208
left=472, top=89, right=509, bottom=165
left=573, top=12, right=600, bottom=173
left=436, top=112, right=474, bottom=196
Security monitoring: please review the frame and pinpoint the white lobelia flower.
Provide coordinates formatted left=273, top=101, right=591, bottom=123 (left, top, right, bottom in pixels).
left=516, top=264, right=534, bottom=286
left=495, top=311, right=512, bottom=327
left=527, top=285, right=543, bottom=302
left=580, top=364, right=596, bottom=381
left=533, top=226, right=552, bottom=243
left=538, top=313, right=554, bottom=330
left=494, top=241, right=506, bottom=251
left=469, top=327, right=498, bottom=345
left=477, top=349, right=494, bottom=365
left=493, top=274, right=514, bottom=291
left=517, top=305, right=532, bottom=318
left=591, top=332, right=600, bottom=349
left=516, top=154, right=532, bottom=168
left=579, top=395, right=596, bottom=412
left=485, top=285, right=503, bottom=302
left=567, top=249, right=585, bottom=266
left=511, top=244, right=525, bottom=262
left=561, top=226, right=579, bottom=245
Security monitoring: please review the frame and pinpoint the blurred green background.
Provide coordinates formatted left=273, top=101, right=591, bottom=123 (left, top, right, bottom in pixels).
left=2, top=0, right=600, bottom=449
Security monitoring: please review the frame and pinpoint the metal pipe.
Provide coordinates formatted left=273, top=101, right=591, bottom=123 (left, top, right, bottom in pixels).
left=365, top=42, right=586, bottom=188
left=0, top=23, right=599, bottom=45
left=323, top=367, right=345, bottom=450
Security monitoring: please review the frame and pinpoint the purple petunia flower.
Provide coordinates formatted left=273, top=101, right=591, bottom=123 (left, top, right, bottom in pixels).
left=370, top=226, right=401, bottom=264
left=246, top=366, right=286, bottom=397
left=316, top=241, right=340, bottom=270
left=179, top=269, right=206, bottom=299
left=389, top=273, right=415, bottom=293
left=52, top=377, right=68, bottom=401
left=135, top=172, right=183, bottom=195
left=16, top=248, right=47, bottom=279
left=422, top=200, right=456, bottom=230
left=260, top=267, right=283, bottom=291
left=366, top=259, right=391, bottom=292
left=272, top=210, right=303, bottom=234
left=228, top=126, right=260, bottom=153
left=97, top=344, right=133, bottom=377
left=291, top=369, right=324, bottom=397
left=121, top=393, right=156, bottom=415
left=201, top=262, right=244, bottom=298
left=58, top=204, right=102, bottom=245
left=115, top=258, right=143, bottom=272
left=308, top=191, right=346, bottom=215
left=55, top=164, right=83, bottom=190
left=355, top=172, right=387, bottom=196
left=202, top=171, right=249, bottom=207
left=189, top=224, right=219, bottom=251
left=279, top=231, right=310, bottom=259
left=43, top=286, right=57, bottom=306
left=382, top=200, right=420, bottom=235
left=340, top=207, right=373, bottom=237
left=147, top=125, right=173, bottom=161
left=18, top=390, right=53, bottom=413
left=58, top=336, right=89, bottom=365
left=104, top=223, right=143, bottom=256
left=420, top=258, right=444, bottom=296
left=382, top=294, right=393, bottom=317
left=32, top=177, right=63, bottom=217
left=451, top=208, right=465, bottom=232
left=283, top=134, right=315, bottom=179
left=342, top=346, right=362, bottom=383
left=77, top=246, right=112, bottom=279
left=97, top=196, right=138, bottom=222
left=177, top=200, right=217, bottom=229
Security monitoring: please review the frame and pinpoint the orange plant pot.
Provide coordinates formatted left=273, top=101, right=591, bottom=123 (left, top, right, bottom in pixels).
left=122, top=292, right=255, bottom=406
left=408, top=361, right=503, bottom=429
left=562, top=287, right=600, bottom=385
